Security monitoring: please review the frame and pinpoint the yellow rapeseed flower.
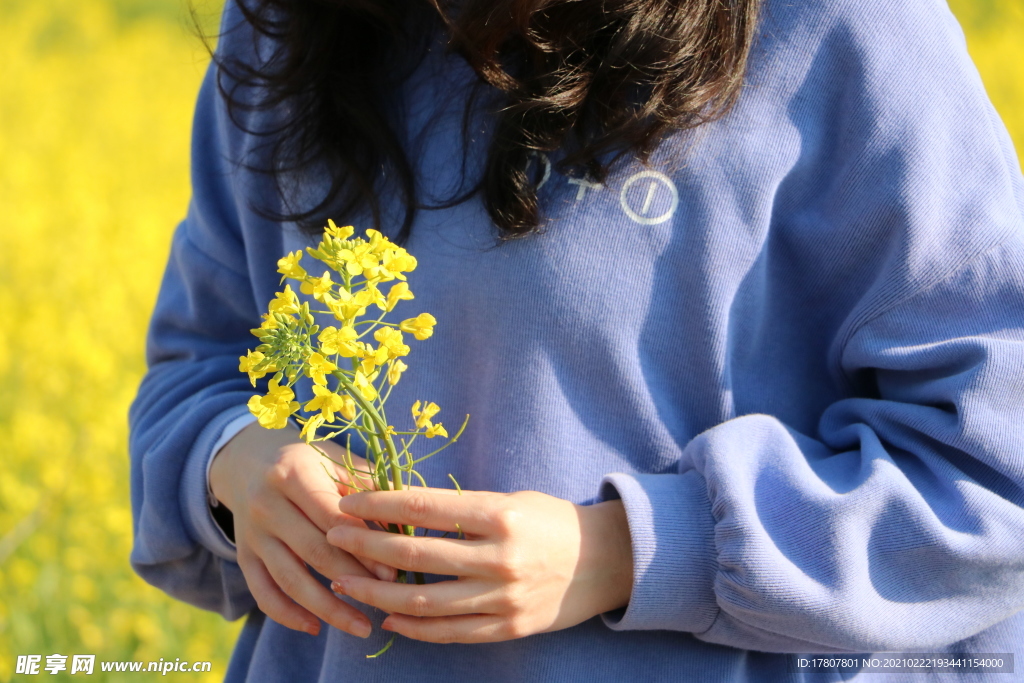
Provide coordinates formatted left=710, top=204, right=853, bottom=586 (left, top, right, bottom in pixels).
left=378, top=247, right=418, bottom=281
left=339, top=393, right=357, bottom=421
left=400, top=313, right=437, bottom=340
left=248, top=379, right=300, bottom=429
left=239, top=349, right=264, bottom=373
left=327, top=287, right=377, bottom=321
left=304, top=385, right=349, bottom=422
left=359, top=344, right=389, bottom=375
left=300, top=413, right=325, bottom=441
left=319, top=325, right=360, bottom=357
left=424, top=422, right=448, bottom=439
left=325, top=218, right=354, bottom=240
left=305, top=352, right=338, bottom=386
left=387, top=359, right=408, bottom=385
left=353, top=370, right=378, bottom=401
left=385, top=282, right=415, bottom=311
left=364, top=229, right=388, bottom=255
left=238, top=350, right=274, bottom=386
left=301, top=271, right=335, bottom=303
left=337, top=242, right=379, bottom=277
left=255, top=313, right=278, bottom=332
left=364, top=282, right=387, bottom=310
left=277, top=251, right=307, bottom=281
left=411, top=400, right=441, bottom=430
left=268, top=285, right=300, bottom=316
left=373, top=327, right=410, bottom=359
left=267, top=379, right=299, bottom=407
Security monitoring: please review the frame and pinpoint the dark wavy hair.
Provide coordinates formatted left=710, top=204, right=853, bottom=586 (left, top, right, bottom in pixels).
left=211, top=0, right=762, bottom=241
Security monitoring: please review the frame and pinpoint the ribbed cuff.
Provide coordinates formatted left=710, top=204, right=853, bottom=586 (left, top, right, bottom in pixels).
left=598, top=470, right=720, bottom=633
left=180, top=404, right=254, bottom=561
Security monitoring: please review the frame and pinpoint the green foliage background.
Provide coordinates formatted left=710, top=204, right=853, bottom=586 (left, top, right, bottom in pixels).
left=0, top=0, right=1021, bottom=680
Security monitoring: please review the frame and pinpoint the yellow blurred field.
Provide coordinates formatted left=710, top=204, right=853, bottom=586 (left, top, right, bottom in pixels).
left=0, top=0, right=238, bottom=680
left=0, top=0, right=1021, bottom=680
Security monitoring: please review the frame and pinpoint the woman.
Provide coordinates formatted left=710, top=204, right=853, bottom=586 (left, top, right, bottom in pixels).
left=129, top=0, right=1024, bottom=679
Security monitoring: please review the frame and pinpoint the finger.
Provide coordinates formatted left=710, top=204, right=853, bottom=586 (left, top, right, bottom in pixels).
left=326, top=515, right=398, bottom=582
left=237, top=549, right=321, bottom=636
left=336, top=489, right=501, bottom=536
left=258, top=535, right=373, bottom=638
left=381, top=613, right=518, bottom=644
left=266, top=499, right=380, bottom=581
left=273, top=449, right=361, bottom=532
left=330, top=575, right=493, bottom=618
left=265, top=466, right=395, bottom=581
left=326, top=524, right=487, bottom=575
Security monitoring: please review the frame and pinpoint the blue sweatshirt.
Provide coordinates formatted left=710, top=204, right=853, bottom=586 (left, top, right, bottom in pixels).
left=129, top=0, right=1024, bottom=680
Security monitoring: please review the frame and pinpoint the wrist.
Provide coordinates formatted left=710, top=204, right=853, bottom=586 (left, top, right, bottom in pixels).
left=576, top=499, right=633, bottom=614
left=210, top=420, right=296, bottom=511
left=206, top=413, right=258, bottom=508
left=208, top=433, right=236, bottom=511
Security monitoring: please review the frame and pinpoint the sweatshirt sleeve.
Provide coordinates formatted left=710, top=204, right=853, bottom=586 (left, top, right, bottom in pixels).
left=127, top=2, right=276, bottom=619
left=598, top=239, right=1024, bottom=651
left=598, top=0, right=1024, bottom=653
left=602, top=238, right=1024, bottom=653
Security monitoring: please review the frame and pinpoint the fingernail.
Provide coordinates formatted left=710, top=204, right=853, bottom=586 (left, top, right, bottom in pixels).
left=381, top=620, right=395, bottom=632
left=331, top=580, right=345, bottom=595
left=305, top=621, right=321, bottom=636
left=354, top=620, right=372, bottom=639
left=375, top=565, right=395, bottom=582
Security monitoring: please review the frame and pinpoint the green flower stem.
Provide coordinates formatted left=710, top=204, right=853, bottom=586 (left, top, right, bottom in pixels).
left=335, top=371, right=414, bottom=537
left=360, top=414, right=390, bottom=493
left=354, top=312, right=392, bottom=338
left=366, top=634, right=396, bottom=659
left=377, top=374, right=397, bottom=408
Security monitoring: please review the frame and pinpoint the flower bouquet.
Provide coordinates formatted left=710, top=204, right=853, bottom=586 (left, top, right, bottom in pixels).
left=239, top=220, right=468, bottom=655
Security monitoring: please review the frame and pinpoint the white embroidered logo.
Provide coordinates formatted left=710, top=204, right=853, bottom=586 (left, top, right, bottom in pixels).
left=531, top=152, right=679, bottom=225
left=619, top=170, right=678, bottom=225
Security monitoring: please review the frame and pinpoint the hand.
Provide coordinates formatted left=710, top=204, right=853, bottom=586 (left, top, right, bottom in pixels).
left=209, top=422, right=395, bottom=638
left=325, top=488, right=633, bottom=644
